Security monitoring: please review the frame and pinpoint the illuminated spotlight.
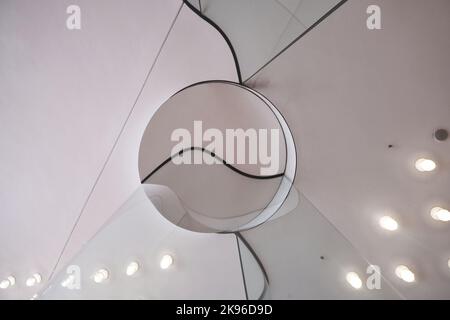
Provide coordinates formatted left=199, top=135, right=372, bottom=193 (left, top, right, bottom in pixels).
left=0, top=276, right=15, bottom=289
left=126, top=261, right=140, bottom=276
left=346, top=272, right=363, bottom=289
left=160, top=255, right=173, bottom=270
left=92, top=269, right=109, bottom=283
left=415, top=158, right=436, bottom=172
left=26, top=273, right=42, bottom=287
left=0, top=279, right=9, bottom=289
left=395, top=265, right=415, bottom=283
left=8, top=276, right=15, bottom=286
left=430, top=207, right=450, bottom=222
left=61, top=274, right=75, bottom=288
left=379, top=216, right=399, bottom=231
left=448, top=258, right=450, bottom=269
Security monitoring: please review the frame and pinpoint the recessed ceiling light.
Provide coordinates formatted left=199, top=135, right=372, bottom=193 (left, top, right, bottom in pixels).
left=448, top=258, right=450, bottom=269
left=346, top=272, right=362, bottom=289
left=395, top=265, right=415, bottom=283
left=60, top=274, right=75, bottom=288
left=415, top=158, right=436, bottom=172
left=0, top=280, right=10, bottom=289
left=92, top=269, right=109, bottom=283
left=26, top=273, right=42, bottom=287
left=0, top=276, right=15, bottom=289
left=7, top=276, right=15, bottom=286
left=160, top=255, right=173, bottom=270
left=430, top=207, right=450, bottom=222
left=379, top=216, right=398, bottom=231
left=126, top=261, right=140, bottom=276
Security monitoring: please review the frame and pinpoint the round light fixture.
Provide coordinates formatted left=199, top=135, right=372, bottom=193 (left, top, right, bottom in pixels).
left=0, top=280, right=10, bottom=289
left=430, top=207, right=450, bottom=222
left=415, top=158, right=436, bottom=172
left=60, top=274, right=75, bottom=288
left=126, top=261, right=140, bottom=276
left=92, top=269, right=109, bottom=283
left=0, top=276, right=15, bottom=289
left=346, top=272, right=362, bottom=289
left=379, top=216, right=398, bottom=231
left=160, top=255, right=173, bottom=270
left=26, top=273, right=42, bottom=287
left=395, top=265, right=415, bottom=283
left=7, top=276, right=15, bottom=286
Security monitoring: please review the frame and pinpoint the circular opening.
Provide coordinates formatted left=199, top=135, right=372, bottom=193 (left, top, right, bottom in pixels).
left=138, top=81, right=296, bottom=233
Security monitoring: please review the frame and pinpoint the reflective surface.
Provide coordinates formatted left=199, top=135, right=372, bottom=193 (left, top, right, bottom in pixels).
left=138, top=81, right=296, bottom=233
left=186, top=0, right=344, bottom=80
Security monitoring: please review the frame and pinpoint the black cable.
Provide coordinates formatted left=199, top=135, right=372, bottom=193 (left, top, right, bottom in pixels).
left=141, top=146, right=285, bottom=184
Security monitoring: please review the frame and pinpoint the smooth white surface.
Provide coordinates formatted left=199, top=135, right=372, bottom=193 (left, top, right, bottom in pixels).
left=0, top=0, right=240, bottom=299
left=40, top=187, right=247, bottom=299
left=248, top=0, right=450, bottom=299
left=379, top=216, right=398, bottom=231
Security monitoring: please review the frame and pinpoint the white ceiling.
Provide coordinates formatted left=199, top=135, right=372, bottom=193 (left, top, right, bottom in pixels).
left=0, top=0, right=240, bottom=299
left=246, top=0, right=450, bottom=299
left=1, top=0, right=449, bottom=300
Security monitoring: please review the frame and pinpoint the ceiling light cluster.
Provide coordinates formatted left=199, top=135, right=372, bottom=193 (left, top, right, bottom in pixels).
left=1, top=274, right=43, bottom=290
left=359, top=155, right=448, bottom=290
left=88, top=255, right=173, bottom=285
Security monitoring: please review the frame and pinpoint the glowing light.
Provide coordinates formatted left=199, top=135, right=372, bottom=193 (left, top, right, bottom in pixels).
left=26, top=273, right=42, bottom=287
left=0, top=276, right=15, bottom=289
left=346, top=272, right=362, bottom=289
left=126, top=261, right=140, bottom=276
left=430, top=207, right=450, bottom=222
left=93, top=269, right=109, bottom=283
left=379, top=216, right=399, bottom=231
left=395, top=265, right=415, bottom=283
left=61, top=274, right=75, bottom=288
left=160, top=255, right=173, bottom=270
left=415, top=158, right=436, bottom=172
left=0, top=280, right=10, bottom=290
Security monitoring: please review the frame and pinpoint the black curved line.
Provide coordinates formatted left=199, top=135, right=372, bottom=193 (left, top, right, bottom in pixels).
left=183, top=0, right=243, bottom=84
left=141, top=146, right=284, bottom=184
left=244, top=0, right=348, bottom=82
left=235, top=232, right=270, bottom=286
left=235, top=236, right=249, bottom=300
